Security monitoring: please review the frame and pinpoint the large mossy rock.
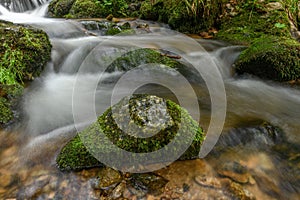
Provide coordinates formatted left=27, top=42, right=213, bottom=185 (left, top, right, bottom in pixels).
left=107, top=48, right=182, bottom=72
left=56, top=94, right=204, bottom=171
left=0, top=20, right=52, bottom=127
left=235, top=36, right=300, bottom=81
left=68, top=0, right=103, bottom=18
left=47, top=0, right=76, bottom=18
left=0, top=20, right=51, bottom=83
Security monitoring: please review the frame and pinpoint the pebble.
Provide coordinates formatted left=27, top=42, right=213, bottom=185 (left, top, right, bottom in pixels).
left=0, top=169, right=13, bottom=187
left=194, top=175, right=222, bottom=189
left=97, top=167, right=122, bottom=189
left=110, top=181, right=126, bottom=199
left=217, top=161, right=253, bottom=184
left=227, top=181, right=256, bottom=200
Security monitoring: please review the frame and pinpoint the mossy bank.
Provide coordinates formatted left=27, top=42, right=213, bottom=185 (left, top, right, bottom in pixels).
left=216, top=0, right=300, bottom=82
left=0, top=20, right=52, bottom=126
left=56, top=94, right=204, bottom=171
left=48, top=0, right=225, bottom=33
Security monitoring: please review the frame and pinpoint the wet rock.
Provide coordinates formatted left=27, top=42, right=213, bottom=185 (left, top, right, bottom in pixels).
left=213, top=122, right=286, bottom=153
left=96, top=167, right=122, bottom=189
left=110, top=181, right=126, bottom=199
left=107, top=48, right=183, bottom=72
left=226, top=181, right=256, bottom=200
left=47, top=0, right=76, bottom=17
left=56, top=94, right=204, bottom=171
left=194, top=174, right=222, bottom=189
left=252, top=170, right=281, bottom=198
left=235, top=36, right=300, bottom=82
left=17, top=176, right=50, bottom=199
left=128, top=173, right=168, bottom=197
left=0, top=169, right=13, bottom=187
left=217, top=161, right=253, bottom=184
left=79, top=20, right=133, bottom=36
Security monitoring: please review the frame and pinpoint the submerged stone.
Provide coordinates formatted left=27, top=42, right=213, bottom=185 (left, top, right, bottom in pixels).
left=217, top=161, right=253, bottom=184
left=79, top=20, right=133, bottom=36
left=128, top=173, right=168, bottom=197
left=56, top=94, right=204, bottom=171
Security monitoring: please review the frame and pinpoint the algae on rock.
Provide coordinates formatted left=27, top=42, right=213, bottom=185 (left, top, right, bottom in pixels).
left=56, top=94, right=204, bottom=171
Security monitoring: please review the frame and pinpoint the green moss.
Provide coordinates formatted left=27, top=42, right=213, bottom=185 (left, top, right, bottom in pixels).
left=0, top=97, right=13, bottom=124
left=48, top=0, right=222, bottom=33
left=0, top=20, right=51, bottom=126
left=0, top=20, right=52, bottom=84
left=107, top=48, right=182, bottom=72
left=216, top=1, right=300, bottom=81
left=140, top=0, right=222, bottom=33
left=67, top=0, right=101, bottom=18
left=56, top=134, right=103, bottom=171
left=235, top=36, right=300, bottom=81
left=48, top=0, right=76, bottom=18
left=216, top=0, right=291, bottom=45
left=0, top=83, right=23, bottom=126
left=56, top=94, right=204, bottom=171
left=105, top=22, right=133, bottom=35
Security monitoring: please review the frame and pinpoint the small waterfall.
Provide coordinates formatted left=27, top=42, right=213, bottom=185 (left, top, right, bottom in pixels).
left=0, top=0, right=49, bottom=12
left=0, top=3, right=9, bottom=14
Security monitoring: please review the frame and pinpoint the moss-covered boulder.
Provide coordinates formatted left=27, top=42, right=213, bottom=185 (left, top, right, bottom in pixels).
left=106, top=48, right=182, bottom=72
left=48, top=0, right=100, bottom=18
left=235, top=36, right=300, bottom=81
left=56, top=94, right=204, bottom=171
left=68, top=0, right=103, bottom=18
left=0, top=20, right=52, bottom=127
left=0, top=20, right=52, bottom=83
left=47, top=0, right=76, bottom=18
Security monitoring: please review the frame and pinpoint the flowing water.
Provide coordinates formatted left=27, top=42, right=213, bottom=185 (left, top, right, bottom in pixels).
left=0, top=1, right=300, bottom=199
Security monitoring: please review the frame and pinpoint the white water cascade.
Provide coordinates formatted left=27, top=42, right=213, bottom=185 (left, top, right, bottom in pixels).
left=0, top=0, right=50, bottom=12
